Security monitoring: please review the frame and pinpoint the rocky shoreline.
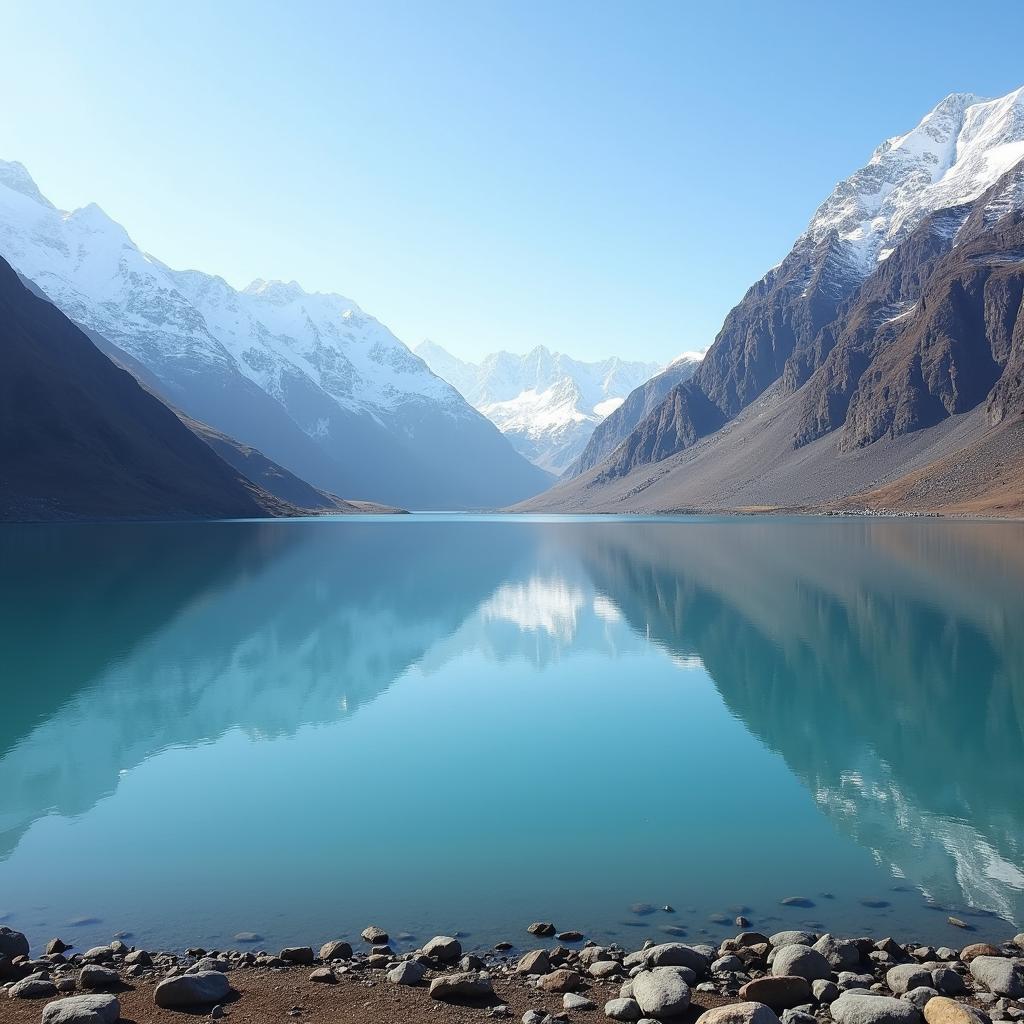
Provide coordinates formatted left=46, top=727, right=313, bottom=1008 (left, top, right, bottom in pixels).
left=2, top=922, right=1023, bottom=1024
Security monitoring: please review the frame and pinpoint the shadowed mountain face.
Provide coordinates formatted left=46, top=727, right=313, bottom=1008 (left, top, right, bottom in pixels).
left=0, top=256, right=291, bottom=521
left=572, top=519, right=1024, bottom=921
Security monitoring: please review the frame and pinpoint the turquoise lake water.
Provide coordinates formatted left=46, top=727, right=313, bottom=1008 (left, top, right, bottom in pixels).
left=1, top=515, right=1023, bottom=954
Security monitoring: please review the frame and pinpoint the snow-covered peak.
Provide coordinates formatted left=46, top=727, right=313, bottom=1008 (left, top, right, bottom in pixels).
left=667, top=350, right=705, bottom=369
left=0, top=159, right=468, bottom=421
left=802, top=86, right=1024, bottom=270
left=0, top=160, right=53, bottom=209
left=416, top=341, right=660, bottom=475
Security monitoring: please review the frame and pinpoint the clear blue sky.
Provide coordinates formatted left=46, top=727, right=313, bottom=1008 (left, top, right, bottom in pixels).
left=2, top=0, right=1023, bottom=364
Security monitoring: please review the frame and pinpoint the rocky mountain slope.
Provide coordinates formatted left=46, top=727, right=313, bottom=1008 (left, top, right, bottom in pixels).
left=565, top=353, right=702, bottom=476
left=0, top=161, right=550, bottom=509
left=522, top=88, right=1024, bottom=514
left=415, top=341, right=660, bottom=475
left=0, top=255, right=294, bottom=522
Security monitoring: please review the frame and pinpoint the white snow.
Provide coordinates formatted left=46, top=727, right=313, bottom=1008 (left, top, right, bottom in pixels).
left=0, top=160, right=473, bottom=445
left=802, top=86, right=1024, bottom=273
left=415, top=342, right=659, bottom=475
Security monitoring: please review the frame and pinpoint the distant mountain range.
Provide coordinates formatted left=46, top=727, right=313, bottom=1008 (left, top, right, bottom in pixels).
left=0, top=161, right=550, bottom=510
left=415, top=342, right=690, bottom=475
left=523, top=87, right=1024, bottom=516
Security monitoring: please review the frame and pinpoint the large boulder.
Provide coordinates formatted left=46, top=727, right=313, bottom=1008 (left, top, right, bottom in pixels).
left=632, top=968, right=692, bottom=1018
left=41, top=995, right=120, bottom=1024
left=0, top=927, right=30, bottom=959
left=624, top=942, right=708, bottom=975
left=739, top=976, right=812, bottom=1009
left=388, top=960, right=426, bottom=985
left=538, top=969, right=583, bottom=993
left=361, top=925, right=389, bottom=944
left=154, top=970, right=232, bottom=1008
left=422, top=936, right=462, bottom=962
left=428, top=971, right=494, bottom=1001
left=922, top=997, right=989, bottom=1024
left=771, top=944, right=831, bottom=983
left=319, top=940, right=353, bottom=961
left=814, top=935, right=861, bottom=971
left=831, top=993, right=923, bottom=1024
left=604, top=997, right=643, bottom=1021
left=695, top=1001, right=782, bottom=1024
left=517, top=949, right=551, bottom=975
left=886, top=965, right=932, bottom=995
left=770, top=932, right=816, bottom=948
left=8, top=973, right=58, bottom=999
left=959, top=944, right=1001, bottom=963
left=969, top=956, right=1024, bottom=998
left=78, top=965, right=119, bottom=991
left=929, top=968, right=966, bottom=996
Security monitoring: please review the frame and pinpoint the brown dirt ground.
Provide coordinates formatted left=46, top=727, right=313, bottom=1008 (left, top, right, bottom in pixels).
left=1, top=968, right=736, bottom=1024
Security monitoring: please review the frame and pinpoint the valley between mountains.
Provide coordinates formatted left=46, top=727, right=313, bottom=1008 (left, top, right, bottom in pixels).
left=2, top=86, right=1024, bottom=520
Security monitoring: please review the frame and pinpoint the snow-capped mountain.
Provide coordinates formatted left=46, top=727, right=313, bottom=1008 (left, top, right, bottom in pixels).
left=524, top=85, right=1024, bottom=514
left=415, top=341, right=660, bottom=475
left=801, top=88, right=1024, bottom=270
left=0, top=161, right=551, bottom=509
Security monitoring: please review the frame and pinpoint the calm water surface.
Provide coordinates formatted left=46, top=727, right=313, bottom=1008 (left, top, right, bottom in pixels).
left=1, top=515, right=1023, bottom=953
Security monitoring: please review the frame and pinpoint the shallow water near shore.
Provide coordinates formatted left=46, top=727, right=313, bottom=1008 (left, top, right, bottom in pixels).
left=2, top=514, right=1023, bottom=953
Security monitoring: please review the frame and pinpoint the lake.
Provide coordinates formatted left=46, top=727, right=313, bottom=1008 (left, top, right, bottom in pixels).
left=1, top=515, right=1023, bottom=955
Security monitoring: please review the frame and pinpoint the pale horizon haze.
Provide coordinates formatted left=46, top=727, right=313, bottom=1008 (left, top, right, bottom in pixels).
left=3, top=0, right=1024, bottom=363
